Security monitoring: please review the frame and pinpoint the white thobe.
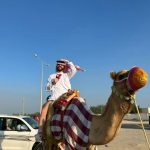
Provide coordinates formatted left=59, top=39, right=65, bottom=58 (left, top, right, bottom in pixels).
left=46, top=62, right=77, bottom=100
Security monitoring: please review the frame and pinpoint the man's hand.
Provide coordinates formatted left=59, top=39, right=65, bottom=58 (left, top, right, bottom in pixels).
left=51, top=79, right=57, bottom=85
left=52, top=74, right=62, bottom=85
left=75, top=65, right=86, bottom=72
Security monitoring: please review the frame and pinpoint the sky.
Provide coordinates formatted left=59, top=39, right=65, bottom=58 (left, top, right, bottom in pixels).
left=0, top=0, right=150, bottom=114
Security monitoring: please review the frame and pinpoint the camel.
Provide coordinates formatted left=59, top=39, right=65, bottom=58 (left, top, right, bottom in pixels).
left=41, top=66, right=148, bottom=150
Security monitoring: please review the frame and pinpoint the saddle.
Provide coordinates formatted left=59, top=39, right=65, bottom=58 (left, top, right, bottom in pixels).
left=53, top=89, right=80, bottom=111
left=43, top=90, right=80, bottom=149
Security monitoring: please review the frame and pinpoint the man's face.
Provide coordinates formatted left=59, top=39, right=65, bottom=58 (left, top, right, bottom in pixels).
left=56, top=63, right=65, bottom=72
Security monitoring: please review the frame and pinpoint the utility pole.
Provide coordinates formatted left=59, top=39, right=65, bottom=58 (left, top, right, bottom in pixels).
left=33, top=53, right=50, bottom=113
left=22, top=97, right=24, bottom=115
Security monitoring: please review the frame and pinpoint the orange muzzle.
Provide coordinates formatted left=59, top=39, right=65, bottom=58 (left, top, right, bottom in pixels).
left=128, top=67, right=148, bottom=91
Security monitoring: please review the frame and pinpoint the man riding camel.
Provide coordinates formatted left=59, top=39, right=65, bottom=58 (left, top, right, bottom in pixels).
left=38, top=58, right=84, bottom=140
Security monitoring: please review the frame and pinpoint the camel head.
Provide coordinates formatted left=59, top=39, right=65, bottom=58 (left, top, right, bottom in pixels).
left=110, top=67, right=148, bottom=102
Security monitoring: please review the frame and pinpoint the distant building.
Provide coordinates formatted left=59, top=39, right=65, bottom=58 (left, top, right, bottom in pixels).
left=141, top=107, right=150, bottom=113
left=148, top=107, right=150, bottom=114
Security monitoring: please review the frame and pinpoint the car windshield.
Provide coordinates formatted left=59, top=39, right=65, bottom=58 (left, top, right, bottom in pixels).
left=23, top=117, right=39, bottom=129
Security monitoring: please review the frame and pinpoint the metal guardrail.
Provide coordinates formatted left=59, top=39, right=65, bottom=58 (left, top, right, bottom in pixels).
left=124, top=113, right=149, bottom=121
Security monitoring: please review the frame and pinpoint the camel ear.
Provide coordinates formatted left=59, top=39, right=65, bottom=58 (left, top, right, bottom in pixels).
left=110, top=71, right=117, bottom=80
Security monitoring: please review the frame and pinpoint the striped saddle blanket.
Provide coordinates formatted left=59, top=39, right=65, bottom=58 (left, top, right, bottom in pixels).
left=51, top=97, right=92, bottom=150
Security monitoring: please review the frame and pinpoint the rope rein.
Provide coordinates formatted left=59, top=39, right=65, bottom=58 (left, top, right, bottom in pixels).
left=134, top=100, right=150, bottom=150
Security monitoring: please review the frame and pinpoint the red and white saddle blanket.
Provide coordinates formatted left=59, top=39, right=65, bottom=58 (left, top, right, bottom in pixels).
left=51, top=97, right=92, bottom=150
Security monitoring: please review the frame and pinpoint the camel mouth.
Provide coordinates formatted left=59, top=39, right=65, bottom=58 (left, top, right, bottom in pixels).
left=127, top=67, right=148, bottom=91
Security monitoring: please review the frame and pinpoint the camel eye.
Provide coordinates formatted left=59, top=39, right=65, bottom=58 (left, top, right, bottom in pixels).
left=118, top=74, right=125, bottom=80
left=118, top=73, right=128, bottom=80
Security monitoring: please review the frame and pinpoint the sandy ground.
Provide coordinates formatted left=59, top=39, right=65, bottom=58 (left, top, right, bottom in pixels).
left=97, top=120, right=150, bottom=150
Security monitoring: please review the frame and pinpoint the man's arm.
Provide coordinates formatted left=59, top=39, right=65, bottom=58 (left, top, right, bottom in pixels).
left=66, top=61, right=77, bottom=79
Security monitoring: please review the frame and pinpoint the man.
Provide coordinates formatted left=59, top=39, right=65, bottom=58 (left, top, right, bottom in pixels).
left=38, top=58, right=84, bottom=139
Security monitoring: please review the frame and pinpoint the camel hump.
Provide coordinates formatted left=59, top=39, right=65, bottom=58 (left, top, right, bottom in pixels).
left=43, top=90, right=80, bottom=148
left=53, top=89, right=80, bottom=111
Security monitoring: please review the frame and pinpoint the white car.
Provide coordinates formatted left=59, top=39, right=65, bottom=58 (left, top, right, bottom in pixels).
left=0, top=115, right=41, bottom=150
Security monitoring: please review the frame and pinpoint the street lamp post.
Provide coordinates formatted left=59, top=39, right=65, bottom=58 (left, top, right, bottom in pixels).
left=34, top=53, right=50, bottom=113
left=40, top=62, right=43, bottom=113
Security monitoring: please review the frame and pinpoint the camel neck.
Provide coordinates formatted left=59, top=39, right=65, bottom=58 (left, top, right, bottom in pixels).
left=89, top=92, right=133, bottom=145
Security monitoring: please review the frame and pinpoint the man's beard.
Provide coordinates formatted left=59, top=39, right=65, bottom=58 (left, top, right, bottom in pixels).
left=56, top=66, right=64, bottom=72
